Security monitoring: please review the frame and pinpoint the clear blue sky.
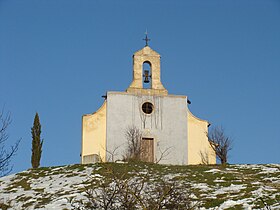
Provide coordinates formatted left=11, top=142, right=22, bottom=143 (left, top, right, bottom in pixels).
left=1, top=0, right=279, bottom=174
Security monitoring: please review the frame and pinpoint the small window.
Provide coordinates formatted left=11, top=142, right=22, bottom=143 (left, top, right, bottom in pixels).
left=142, top=102, right=153, bottom=114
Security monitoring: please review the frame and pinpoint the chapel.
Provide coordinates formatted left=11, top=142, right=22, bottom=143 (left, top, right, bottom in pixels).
left=81, top=37, right=216, bottom=165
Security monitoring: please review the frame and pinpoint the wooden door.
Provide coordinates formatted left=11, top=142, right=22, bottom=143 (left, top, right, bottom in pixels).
left=141, top=138, right=154, bottom=162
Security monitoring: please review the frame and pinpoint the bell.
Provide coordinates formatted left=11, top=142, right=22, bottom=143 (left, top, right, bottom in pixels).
left=143, top=70, right=150, bottom=83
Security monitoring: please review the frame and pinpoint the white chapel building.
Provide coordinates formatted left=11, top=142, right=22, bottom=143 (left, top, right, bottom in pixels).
left=81, top=41, right=216, bottom=165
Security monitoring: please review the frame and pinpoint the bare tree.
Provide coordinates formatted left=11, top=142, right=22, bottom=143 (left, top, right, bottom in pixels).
left=123, top=126, right=142, bottom=161
left=103, top=144, right=122, bottom=162
left=155, top=146, right=172, bottom=164
left=0, top=108, right=20, bottom=177
left=207, top=126, right=232, bottom=165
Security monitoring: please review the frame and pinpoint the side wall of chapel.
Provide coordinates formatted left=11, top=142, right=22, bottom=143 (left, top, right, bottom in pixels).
left=81, top=102, right=107, bottom=163
left=187, top=109, right=216, bottom=164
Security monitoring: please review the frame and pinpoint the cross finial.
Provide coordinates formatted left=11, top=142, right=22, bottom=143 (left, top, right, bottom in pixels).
left=143, top=30, right=150, bottom=46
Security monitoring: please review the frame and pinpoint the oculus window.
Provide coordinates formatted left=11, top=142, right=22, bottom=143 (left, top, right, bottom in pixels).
left=142, top=102, right=153, bottom=114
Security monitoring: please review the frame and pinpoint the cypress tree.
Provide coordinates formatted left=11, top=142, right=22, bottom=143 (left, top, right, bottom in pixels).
left=31, top=112, right=43, bottom=168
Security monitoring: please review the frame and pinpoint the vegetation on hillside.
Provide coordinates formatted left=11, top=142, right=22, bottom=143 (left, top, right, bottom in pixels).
left=0, top=163, right=279, bottom=209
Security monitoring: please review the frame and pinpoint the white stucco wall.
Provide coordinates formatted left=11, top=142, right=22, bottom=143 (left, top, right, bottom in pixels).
left=106, top=91, right=188, bottom=165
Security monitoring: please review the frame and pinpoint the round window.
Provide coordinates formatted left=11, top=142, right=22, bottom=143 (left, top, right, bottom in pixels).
left=142, top=102, right=154, bottom=114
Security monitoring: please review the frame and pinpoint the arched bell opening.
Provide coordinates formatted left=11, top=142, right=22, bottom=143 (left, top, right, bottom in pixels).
left=143, top=61, right=152, bottom=89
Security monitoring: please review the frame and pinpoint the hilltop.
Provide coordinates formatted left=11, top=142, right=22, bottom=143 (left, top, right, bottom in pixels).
left=0, top=163, right=279, bottom=209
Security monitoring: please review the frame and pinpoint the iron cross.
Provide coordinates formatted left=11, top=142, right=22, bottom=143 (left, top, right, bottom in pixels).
left=143, top=31, right=151, bottom=46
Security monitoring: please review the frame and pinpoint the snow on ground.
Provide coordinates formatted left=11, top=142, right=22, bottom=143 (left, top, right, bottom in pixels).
left=0, top=164, right=279, bottom=209
left=258, top=166, right=280, bottom=174
left=0, top=165, right=97, bottom=209
left=214, top=184, right=246, bottom=195
left=218, top=199, right=253, bottom=210
left=205, top=168, right=221, bottom=173
left=213, top=178, right=225, bottom=183
left=192, top=183, right=210, bottom=191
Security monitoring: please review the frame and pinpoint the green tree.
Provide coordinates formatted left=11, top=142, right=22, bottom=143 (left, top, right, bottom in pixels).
left=31, top=112, right=43, bottom=168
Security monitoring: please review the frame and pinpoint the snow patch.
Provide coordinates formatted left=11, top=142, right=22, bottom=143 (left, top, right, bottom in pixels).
left=205, top=169, right=221, bottom=173
left=214, top=184, right=246, bottom=195
left=192, top=183, right=210, bottom=191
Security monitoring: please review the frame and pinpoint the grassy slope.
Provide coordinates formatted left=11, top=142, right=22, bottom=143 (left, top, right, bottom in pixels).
left=0, top=163, right=279, bottom=209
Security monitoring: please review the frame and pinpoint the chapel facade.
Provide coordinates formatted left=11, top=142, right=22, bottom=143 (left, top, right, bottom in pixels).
left=81, top=41, right=216, bottom=165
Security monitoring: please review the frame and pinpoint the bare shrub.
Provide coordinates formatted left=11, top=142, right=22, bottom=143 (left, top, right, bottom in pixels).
left=104, top=144, right=122, bottom=162
left=155, top=146, right=172, bottom=164
left=123, top=126, right=142, bottom=161
left=70, top=164, right=198, bottom=210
